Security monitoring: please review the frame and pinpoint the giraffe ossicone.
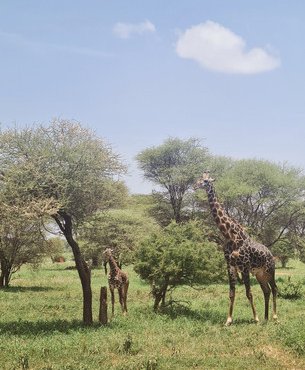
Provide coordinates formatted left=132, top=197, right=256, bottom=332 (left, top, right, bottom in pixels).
left=195, top=171, right=277, bottom=325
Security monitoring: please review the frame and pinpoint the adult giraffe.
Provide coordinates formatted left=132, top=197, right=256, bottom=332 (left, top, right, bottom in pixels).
left=194, top=171, right=277, bottom=325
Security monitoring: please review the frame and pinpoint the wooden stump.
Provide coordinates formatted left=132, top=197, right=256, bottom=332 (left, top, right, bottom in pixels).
left=99, top=286, right=108, bottom=325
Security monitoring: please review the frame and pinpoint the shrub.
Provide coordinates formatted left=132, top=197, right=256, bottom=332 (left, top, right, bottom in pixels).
left=278, top=276, right=303, bottom=299
left=134, top=220, right=226, bottom=310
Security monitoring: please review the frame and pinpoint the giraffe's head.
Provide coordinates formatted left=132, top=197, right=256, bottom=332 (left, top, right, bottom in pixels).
left=102, top=248, right=113, bottom=263
left=194, top=171, right=215, bottom=190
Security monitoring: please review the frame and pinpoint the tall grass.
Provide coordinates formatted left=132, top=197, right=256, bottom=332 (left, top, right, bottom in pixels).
left=0, top=258, right=304, bottom=369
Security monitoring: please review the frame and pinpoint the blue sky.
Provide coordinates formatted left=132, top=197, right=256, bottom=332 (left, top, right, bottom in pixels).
left=1, top=1, right=305, bottom=193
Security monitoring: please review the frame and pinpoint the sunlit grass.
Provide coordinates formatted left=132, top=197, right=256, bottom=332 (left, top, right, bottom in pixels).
left=0, top=257, right=304, bottom=369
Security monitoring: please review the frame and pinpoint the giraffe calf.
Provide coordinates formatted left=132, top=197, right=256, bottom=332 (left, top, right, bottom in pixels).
left=102, top=248, right=129, bottom=317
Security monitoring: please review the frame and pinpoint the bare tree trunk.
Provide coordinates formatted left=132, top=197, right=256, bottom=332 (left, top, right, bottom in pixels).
left=0, top=259, right=11, bottom=288
left=161, top=278, right=169, bottom=307
left=53, top=212, right=93, bottom=325
left=0, top=256, right=5, bottom=288
left=92, top=255, right=99, bottom=268
left=4, top=270, right=10, bottom=287
left=153, top=281, right=169, bottom=311
left=99, top=286, right=108, bottom=325
left=153, top=293, right=162, bottom=311
left=171, top=198, right=181, bottom=224
left=70, top=238, right=92, bottom=325
left=280, top=256, right=289, bottom=268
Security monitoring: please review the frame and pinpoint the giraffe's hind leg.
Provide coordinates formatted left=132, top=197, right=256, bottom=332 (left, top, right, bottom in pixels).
left=269, top=273, right=277, bottom=320
left=256, top=271, right=277, bottom=320
left=242, top=271, right=259, bottom=323
left=256, top=269, right=276, bottom=321
left=118, top=286, right=126, bottom=315
left=258, top=280, right=271, bottom=321
left=123, top=281, right=129, bottom=315
left=110, top=286, right=115, bottom=317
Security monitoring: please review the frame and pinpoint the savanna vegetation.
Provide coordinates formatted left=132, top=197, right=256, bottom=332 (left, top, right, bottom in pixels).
left=1, top=119, right=305, bottom=369
left=0, top=258, right=304, bottom=370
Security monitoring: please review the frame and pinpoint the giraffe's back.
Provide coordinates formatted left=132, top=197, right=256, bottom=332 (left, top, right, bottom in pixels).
left=234, top=239, right=275, bottom=274
left=109, top=271, right=129, bottom=288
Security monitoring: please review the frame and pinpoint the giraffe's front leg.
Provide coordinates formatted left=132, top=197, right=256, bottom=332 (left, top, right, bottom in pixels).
left=226, top=265, right=237, bottom=326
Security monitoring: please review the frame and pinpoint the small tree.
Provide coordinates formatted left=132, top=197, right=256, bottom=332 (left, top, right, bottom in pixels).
left=0, top=208, right=47, bottom=287
left=298, top=243, right=305, bottom=265
left=134, top=221, right=225, bottom=310
left=271, top=240, right=296, bottom=268
left=136, top=138, right=210, bottom=224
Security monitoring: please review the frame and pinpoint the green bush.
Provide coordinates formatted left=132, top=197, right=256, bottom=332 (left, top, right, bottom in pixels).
left=278, top=276, right=303, bottom=299
left=134, top=220, right=226, bottom=310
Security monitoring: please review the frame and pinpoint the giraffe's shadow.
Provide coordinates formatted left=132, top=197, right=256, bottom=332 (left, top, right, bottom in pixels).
left=160, top=304, right=225, bottom=324
left=159, top=303, right=263, bottom=326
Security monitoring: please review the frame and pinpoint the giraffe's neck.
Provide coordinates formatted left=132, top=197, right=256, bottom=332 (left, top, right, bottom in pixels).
left=108, top=256, right=120, bottom=276
left=205, top=184, right=248, bottom=247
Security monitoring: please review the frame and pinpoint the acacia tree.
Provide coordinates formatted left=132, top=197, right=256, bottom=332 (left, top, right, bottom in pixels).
left=0, top=119, right=127, bottom=324
left=0, top=206, right=47, bottom=287
left=136, top=138, right=210, bottom=224
left=285, top=209, right=305, bottom=264
left=195, top=159, right=305, bottom=261
left=271, top=240, right=295, bottom=268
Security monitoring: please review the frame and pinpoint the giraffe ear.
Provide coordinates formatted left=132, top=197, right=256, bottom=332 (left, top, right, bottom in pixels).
left=202, top=171, right=215, bottom=182
left=201, top=171, right=208, bottom=179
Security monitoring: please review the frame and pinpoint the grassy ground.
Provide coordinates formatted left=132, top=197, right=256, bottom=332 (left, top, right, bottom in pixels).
left=0, top=258, right=305, bottom=370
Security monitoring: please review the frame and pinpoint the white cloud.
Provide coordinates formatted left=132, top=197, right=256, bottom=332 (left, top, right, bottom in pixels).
left=176, top=21, right=280, bottom=74
left=113, top=20, right=156, bottom=39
